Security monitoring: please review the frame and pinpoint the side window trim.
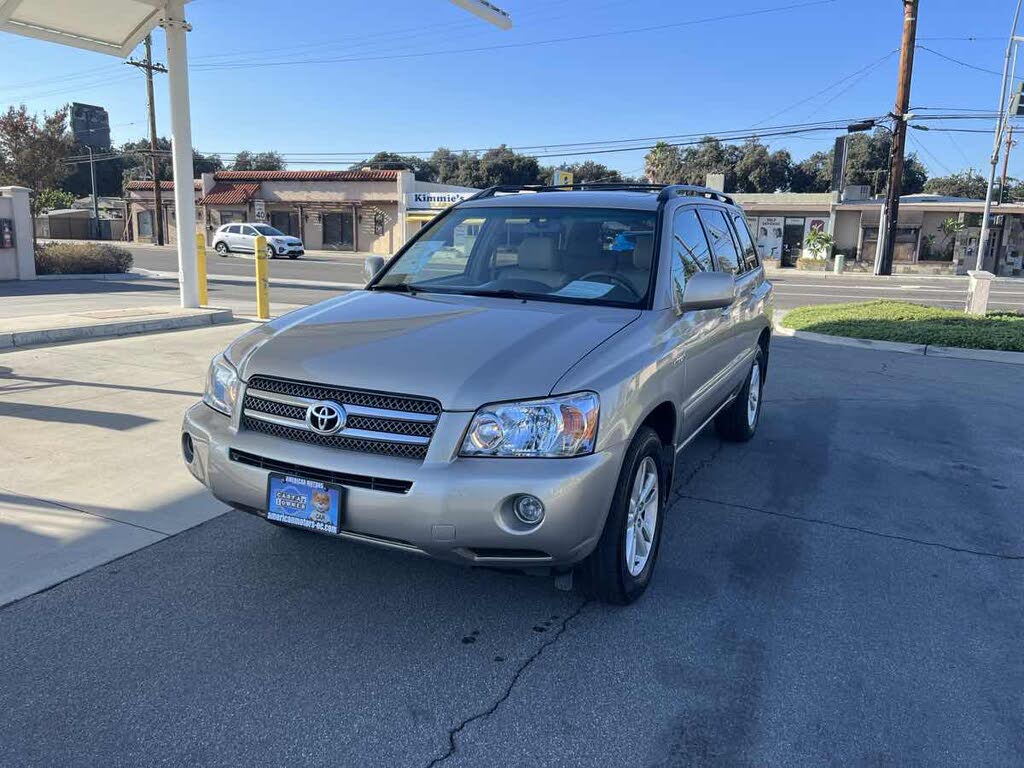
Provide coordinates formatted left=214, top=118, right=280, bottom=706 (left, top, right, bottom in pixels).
left=730, top=212, right=760, bottom=274
left=696, top=206, right=740, bottom=275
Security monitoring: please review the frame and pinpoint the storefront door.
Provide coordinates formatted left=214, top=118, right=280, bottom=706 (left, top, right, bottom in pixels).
left=270, top=211, right=299, bottom=237
left=782, top=218, right=804, bottom=266
left=323, top=210, right=355, bottom=250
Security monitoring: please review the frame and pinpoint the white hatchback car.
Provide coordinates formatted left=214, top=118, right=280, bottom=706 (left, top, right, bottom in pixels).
left=212, top=223, right=305, bottom=259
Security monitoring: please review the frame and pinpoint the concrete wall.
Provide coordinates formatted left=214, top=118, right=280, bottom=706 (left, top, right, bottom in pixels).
left=0, top=186, right=35, bottom=281
left=833, top=209, right=862, bottom=258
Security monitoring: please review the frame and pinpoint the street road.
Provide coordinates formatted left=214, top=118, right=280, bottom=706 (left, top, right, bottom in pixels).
left=1, top=336, right=1021, bottom=766
left=124, top=243, right=1024, bottom=312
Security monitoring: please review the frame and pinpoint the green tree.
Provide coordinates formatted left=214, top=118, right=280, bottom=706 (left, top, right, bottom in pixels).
left=354, top=151, right=437, bottom=182
left=922, top=170, right=1007, bottom=200
left=231, top=150, right=286, bottom=172
left=549, top=160, right=625, bottom=184
left=476, top=145, right=543, bottom=186
left=34, top=187, right=75, bottom=213
left=733, top=139, right=792, bottom=192
left=791, top=131, right=927, bottom=195
left=644, top=141, right=684, bottom=184
left=0, top=105, right=75, bottom=193
left=120, top=137, right=223, bottom=189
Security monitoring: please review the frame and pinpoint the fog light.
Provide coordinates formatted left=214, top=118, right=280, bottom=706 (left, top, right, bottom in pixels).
left=513, top=494, right=545, bottom=525
left=181, top=432, right=195, bottom=464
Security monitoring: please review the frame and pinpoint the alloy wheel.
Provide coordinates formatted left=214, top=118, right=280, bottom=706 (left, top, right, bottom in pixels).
left=625, top=456, right=659, bottom=577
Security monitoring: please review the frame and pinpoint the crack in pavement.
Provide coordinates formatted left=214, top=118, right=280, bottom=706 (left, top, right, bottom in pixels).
left=424, top=599, right=590, bottom=767
left=668, top=441, right=724, bottom=508
left=679, top=492, right=1024, bottom=561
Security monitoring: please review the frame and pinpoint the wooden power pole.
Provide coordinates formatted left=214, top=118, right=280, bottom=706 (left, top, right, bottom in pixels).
left=877, top=0, right=919, bottom=276
left=128, top=35, right=168, bottom=246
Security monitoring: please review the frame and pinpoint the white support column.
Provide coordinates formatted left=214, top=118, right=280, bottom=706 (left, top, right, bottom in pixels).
left=161, top=0, right=198, bottom=308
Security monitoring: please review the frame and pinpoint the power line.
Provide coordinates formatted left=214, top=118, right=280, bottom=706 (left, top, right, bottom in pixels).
left=916, top=45, right=1024, bottom=79
left=193, top=0, right=843, bottom=72
left=906, top=130, right=952, bottom=174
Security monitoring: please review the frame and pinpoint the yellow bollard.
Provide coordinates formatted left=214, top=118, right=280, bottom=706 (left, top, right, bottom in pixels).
left=254, top=234, right=270, bottom=320
left=195, top=232, right=208, bottom=306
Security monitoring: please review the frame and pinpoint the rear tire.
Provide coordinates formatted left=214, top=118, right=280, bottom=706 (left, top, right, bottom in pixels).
left=715, top=347, right=765, bottom=443
left=578, top=426, right=665, bottom=605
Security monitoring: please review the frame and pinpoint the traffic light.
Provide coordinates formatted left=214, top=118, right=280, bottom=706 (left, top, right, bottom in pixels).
left=1012, top=83, right=1024, bottom=117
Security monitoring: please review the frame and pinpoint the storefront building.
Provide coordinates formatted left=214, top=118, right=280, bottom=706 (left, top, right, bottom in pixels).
left=125, top=179, right=202, bottom=245
left=733, top=188, right=1024, bottom=276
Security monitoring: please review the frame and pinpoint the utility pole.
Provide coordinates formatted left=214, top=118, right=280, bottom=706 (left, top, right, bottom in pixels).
left=877, top=0, right=918, bottom=276
left=127, top=35, right=168, bottom=246
left=978, top=0, right=1023, bottom=271
left=999, top=125, right=1016, bottom=204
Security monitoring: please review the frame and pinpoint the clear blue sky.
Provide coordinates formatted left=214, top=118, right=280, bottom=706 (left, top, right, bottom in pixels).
left=0, top=0, right=1019, bottom=179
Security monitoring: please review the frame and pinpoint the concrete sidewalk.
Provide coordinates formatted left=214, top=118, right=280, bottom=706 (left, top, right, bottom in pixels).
left=0, top=322, right=249, bottom=606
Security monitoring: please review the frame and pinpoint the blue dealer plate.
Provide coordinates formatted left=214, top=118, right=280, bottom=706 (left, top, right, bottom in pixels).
left=266, top=473, right=343, bottom=535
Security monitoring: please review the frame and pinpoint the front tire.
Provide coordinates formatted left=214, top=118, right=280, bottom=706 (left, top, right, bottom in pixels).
left=215, top=242, right=229, bottom=256
left=715, top=346, right=765, bottom=442
left=578, top=426, right=665, bottom=605
left=266, top=244, right=277, bottom=260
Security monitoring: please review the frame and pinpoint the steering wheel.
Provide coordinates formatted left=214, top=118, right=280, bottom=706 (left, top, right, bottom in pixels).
left=576, top=271, right=641, bottom=298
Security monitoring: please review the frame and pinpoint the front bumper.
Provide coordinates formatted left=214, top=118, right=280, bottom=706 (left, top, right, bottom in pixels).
left=182, top=403, right=626, bottom=567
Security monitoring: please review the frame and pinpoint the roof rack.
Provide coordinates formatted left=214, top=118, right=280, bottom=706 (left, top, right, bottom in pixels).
left=465, top=182, right=735, bottom=206
left=656, top=185, right=734, bottom=206
left=467, top=182, right=668, bottom=199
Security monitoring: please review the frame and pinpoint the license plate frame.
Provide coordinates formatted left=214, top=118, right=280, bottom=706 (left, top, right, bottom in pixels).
left=266, top=473, right=344, bottom=535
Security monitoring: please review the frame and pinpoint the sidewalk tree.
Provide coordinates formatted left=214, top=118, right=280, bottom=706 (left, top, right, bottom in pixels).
left=230, top=150, right=286, bottom=171
left=0, top=105, right=74, bottom=193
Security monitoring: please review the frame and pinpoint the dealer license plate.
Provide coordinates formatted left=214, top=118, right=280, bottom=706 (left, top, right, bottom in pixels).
left=266, top=473, right=343, bottom=535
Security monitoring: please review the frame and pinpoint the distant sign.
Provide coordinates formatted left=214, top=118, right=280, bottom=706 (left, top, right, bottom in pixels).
left=406, top=191, right=474, bottom=210
left=254, top=199, right=266, bottom=221
left=70, top=103, right=110, bottom=150
left=551, top=170, right=574, bottom=186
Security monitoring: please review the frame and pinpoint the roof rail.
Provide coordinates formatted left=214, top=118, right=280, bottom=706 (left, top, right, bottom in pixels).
left=467, top=182, right=669, bottom=199
left=656, top=185, right=734, bottom=206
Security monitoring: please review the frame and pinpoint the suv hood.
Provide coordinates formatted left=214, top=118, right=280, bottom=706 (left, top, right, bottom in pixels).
left=229, top=291, right=640, bottom=411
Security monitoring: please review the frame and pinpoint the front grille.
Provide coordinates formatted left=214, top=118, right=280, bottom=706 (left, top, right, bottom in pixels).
left=230, top=449, right=413, bottom=494
left=247, top=376, right=440, bottom=415
left=241, top=375, right=441, bottom=460
left=243, top=417, right=430, bottom=460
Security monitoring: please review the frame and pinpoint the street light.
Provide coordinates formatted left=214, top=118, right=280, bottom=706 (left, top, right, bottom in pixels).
left=448, top=0, right=512, bottom=29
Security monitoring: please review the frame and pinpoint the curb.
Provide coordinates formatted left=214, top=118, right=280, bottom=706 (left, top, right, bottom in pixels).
left=773, top=321, right=1024, bottom=366
left=1, top=308, right=235, bottom=350
left=36, top=272, right=143, bottom=281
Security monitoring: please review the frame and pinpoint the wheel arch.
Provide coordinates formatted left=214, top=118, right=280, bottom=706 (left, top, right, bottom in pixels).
left=635, top=400, right=677, bottom=501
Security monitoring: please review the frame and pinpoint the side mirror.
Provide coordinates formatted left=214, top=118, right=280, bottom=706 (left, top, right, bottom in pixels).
left=363, top=255, right=386, bottom=283
left=678, top=271, right=735, bottom=312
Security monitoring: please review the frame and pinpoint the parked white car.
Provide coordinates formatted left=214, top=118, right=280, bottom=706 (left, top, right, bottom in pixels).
left=211, top=223, right=304, bottom=259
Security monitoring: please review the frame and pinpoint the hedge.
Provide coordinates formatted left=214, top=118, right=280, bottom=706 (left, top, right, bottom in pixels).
left=35, top=242, right=134, bottom=275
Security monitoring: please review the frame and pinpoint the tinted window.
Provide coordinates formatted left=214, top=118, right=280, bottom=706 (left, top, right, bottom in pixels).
left=242, top=226, right=258, bottom=236
left=732, top=214, right=760, bottom=272
left=699, top=208, right=740, bottom=274
left=227, top=225, right=241, bottom=234
left=670, top=208, right=712, bottom=305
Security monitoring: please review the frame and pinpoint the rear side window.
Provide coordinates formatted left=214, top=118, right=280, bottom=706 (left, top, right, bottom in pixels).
left=731, top=213, right=760, bottom=273
left=670, top=208, right=712, bottom=305
left=698, top=208, right=740, bottom=274
left=227, top=225, right=241, bottom=234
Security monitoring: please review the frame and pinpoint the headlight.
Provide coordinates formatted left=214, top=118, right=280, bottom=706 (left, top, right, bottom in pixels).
left=203, top=353, right=239, bottom=416
left=460, top=392, right=599, bottom=458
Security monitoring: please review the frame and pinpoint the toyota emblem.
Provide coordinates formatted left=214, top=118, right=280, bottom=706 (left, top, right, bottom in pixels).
left=305, top=401, right=347, bottom=435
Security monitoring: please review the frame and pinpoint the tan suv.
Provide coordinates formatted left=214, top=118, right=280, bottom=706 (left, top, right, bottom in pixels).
left=182, top=184, right=773, bottom=604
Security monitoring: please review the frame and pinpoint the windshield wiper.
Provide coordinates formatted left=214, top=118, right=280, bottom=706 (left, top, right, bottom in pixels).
left=370, top=283, right=418, bottom=294
left=457, top=288, right=531, bottom=300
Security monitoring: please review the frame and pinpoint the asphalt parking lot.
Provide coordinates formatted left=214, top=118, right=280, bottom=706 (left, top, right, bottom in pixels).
left=1, top=337, right=1021, bottom=767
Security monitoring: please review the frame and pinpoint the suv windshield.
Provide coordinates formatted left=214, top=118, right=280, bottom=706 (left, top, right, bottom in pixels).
left=374, top=206, right=657, bottom=307
left=253, top=224, right=285, bottom=236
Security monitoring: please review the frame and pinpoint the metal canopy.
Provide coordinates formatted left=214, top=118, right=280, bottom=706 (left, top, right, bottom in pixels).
left=0, top=0, right=182, bottom=57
